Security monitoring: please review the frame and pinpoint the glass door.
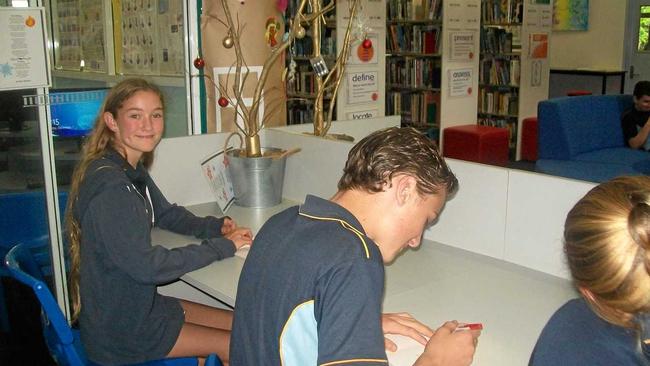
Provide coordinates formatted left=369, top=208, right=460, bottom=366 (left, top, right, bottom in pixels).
left=625, top=0, right=650, bottom=93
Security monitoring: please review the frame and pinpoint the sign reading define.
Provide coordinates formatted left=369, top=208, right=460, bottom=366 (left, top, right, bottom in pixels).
left=347, top=71, right=379, bottom=104
left=0, top=8, right=50, bottom=91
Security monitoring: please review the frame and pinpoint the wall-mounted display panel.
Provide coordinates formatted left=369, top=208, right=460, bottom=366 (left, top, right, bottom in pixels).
left=113, top=0, right=184, bottom=75
left=50, top=0, right=107, bottom=71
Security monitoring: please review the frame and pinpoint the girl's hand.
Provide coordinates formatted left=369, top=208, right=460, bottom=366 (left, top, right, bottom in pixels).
left=221, top=217, right=237, bottom=235
left=225, top=227, right=253, bottom=249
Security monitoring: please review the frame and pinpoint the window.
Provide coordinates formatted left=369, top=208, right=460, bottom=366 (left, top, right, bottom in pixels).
left=638, top=5, right=650, bottom=52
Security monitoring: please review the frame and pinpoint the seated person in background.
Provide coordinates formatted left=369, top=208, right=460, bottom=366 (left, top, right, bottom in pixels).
left=66, top=78, right=252, bottom=365
left=622, top=80, right=650, bottom=150
left=529, top=176, right=650, bottom=365
left=230, top=127, right=481, bottom=366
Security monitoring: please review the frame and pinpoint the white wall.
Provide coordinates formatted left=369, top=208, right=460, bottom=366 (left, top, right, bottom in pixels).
left=517, top=2, right=553, bottom=158
left=549, top=0, right=627, bottom=70
left=273, top=116, right=400, bottom=142
left=504, top=170, right=594, bottom=278
left=425, top=159, right=595, bottom=279
left=151, top=132, right=232, bottom=206
left=439, top=0, right=481, bottom=145
left=427, top=160, right=509, bottom=259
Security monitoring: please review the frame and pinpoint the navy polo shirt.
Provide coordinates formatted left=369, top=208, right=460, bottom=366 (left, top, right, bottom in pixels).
left=530, top=298, right=650, bottom=365
left=230, top=195, right=388, bottom=365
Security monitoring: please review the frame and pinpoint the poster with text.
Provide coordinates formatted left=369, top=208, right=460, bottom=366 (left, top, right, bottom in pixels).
left=348, top=33, right=379, bottom=65
left=449, top=31, right=476, bottom=62
left=347, top=71, right=379, bottom=104
left=529, top=33, right=548, bottom=59
left=345, top=109, right=379, bottom=120
left=0, top=8, right=50, bottom=91
left=448, top=68, right=473, bottom=97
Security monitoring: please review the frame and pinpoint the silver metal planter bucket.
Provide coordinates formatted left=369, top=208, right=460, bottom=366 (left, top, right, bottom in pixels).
left=226, top=147, right=287, bottom=208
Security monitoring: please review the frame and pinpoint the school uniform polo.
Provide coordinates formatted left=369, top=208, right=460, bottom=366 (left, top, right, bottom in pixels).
left=530, top=298, right=650, bottom=365
left=230, top=195, right=388, bottom=365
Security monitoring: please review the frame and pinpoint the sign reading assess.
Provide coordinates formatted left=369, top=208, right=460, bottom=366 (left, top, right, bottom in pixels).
left=448, top=68, right=473, bottom=97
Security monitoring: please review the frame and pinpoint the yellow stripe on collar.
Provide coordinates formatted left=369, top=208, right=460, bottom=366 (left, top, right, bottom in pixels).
left=321, top=359, right=388, bottom=365
left=298, top=212, right=370, bottom=259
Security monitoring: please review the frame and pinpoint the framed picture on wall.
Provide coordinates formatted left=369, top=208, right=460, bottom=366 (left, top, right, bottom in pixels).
left=552, top=0, right=589, bottom=31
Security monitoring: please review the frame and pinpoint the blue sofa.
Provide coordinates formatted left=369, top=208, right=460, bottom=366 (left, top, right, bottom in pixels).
left=536, top=94, right=650, bottom=182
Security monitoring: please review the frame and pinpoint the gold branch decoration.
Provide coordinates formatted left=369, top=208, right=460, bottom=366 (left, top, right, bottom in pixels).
left=211, top=0, right=363, bottom=157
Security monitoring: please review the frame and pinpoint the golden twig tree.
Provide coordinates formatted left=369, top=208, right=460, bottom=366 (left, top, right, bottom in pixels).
left=214, top=0, right=362, bottom=157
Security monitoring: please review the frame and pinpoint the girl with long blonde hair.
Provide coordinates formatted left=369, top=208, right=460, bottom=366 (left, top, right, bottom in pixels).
left=66, top=78, right=252, bottom=365
left=530, top=176, right=650, bottom=365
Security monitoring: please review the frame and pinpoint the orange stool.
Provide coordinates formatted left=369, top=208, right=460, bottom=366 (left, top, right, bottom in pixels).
left=443, top=125, right=509, bottom=166
left=566, top=90, right=592, bottom=96
left=521, top=117, right=538, bottom=161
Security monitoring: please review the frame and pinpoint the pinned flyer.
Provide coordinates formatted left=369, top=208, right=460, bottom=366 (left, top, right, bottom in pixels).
left=200, top=148, right=235, bottom=213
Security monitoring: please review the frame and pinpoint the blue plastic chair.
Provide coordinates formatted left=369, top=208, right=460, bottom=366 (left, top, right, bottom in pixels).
left=4, top=244, right=222, bottom=366
left=0, top=190, right=69, bottom=331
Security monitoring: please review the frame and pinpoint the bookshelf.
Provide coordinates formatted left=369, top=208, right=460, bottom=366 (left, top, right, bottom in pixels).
left=285, top=0, right=337, bottom=125
left=477, top=0, right=523, bottom=156
left=385, top=0, right=443, bottom=132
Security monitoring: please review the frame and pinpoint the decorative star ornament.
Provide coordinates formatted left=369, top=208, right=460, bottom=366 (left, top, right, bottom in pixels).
left=351, top=11, right=372, bottom=43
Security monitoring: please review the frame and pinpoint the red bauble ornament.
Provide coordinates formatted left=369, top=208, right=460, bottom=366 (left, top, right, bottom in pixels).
left=218, top=97, right=229, bottom=107
left=193, top=57, right=205, bottom=69
left=362, top=38, right=372, bottom=49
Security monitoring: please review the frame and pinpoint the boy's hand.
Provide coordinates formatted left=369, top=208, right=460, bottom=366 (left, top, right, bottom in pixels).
left=414, top=321, right=480, bottom=366
left=382, top=312, right=434, bottom=351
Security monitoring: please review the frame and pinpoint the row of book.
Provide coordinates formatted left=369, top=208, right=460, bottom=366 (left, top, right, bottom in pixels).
left=387, top=58, right=441, bottom=89
left=478, top=117, right=518, bottom=148
left=286, top=65, right=318, bottom=95
left=387, top=0, right=442, bottom=21
left=478, top=87, right=519, bottom=116
left=386, top=91, right=440, bottom=128
left=290, top=32, right=337, bottom=58
left=387, top=24, right=441, bottom=54
left=481, top=0, right=523, bottom=24
left=479, top=58, right=520, bottom=86
left=480, top=26, right=515, bottom=54
left=286, top=100, right=334, bottom=125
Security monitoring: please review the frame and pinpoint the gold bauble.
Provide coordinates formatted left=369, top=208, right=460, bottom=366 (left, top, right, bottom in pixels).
left=295, top=26, right=306, bottom=39
left=222, top=36, right=234, bottom=49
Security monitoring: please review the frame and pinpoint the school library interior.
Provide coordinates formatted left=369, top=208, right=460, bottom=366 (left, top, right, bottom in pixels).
left=0, top=0, right=647, bottom=365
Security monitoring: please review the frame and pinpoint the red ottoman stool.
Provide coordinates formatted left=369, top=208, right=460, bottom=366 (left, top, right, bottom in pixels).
left=443, top=125, right=509, bottom=166
left=566, top=90, right=592, bottom=96
left=521, top=117, right=538, bottom=161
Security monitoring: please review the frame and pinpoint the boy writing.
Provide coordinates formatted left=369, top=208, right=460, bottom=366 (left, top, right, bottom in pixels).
left=622, top=80, right=650, bottom=150
left=230, top=127, right=480, bottom=365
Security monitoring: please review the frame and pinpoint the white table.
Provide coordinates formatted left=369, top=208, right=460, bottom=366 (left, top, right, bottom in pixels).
left=154, top=200, right=577, bottom=366
left=152, top=199, right=298, bottom=306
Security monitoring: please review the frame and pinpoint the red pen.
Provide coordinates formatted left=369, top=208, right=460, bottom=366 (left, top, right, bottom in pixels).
left=455, top=323, right=483, bottom=331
